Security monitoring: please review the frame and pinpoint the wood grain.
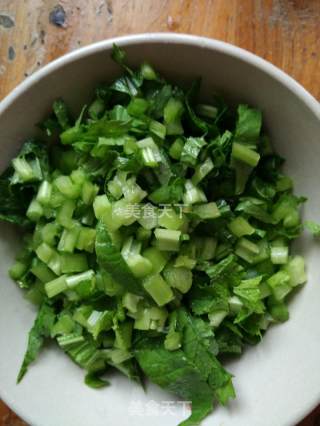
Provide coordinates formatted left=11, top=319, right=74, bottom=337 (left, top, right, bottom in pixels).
left=0, top=0, right=319, bottom=425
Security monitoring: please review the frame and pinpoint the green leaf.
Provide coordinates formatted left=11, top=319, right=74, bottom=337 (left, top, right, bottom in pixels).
left=0, top=139, right=50, bottom=225
left=236, top=197, right=275, bottom=224
left=177, top=309, right=233, bottom=398
left=181, top=137, right=206, bottom=167
left=111, top=44, right=127, bottom=68
left=250, top=177, right=276, bottom=200
left=234, top=104, right=262, bottom=144
left=61, top=118, right=132, bottom=149
left=95, top=221, right=143, bottom=295
left=18, top=140, right=49, bottom=175
left=135, top=309, right=234, bottom=426
left=190, top=283, right=230, bottom=316
left=178, top=398, right=213, bottom=426
left=109, top=359, right=143, bottom=385
left=0, top=170, right=32, bottom=226
left=111, top=77, right=140, bottom=97
left=304, top=220, right=320, bottom=237
left=111, top=44, right=143, bottom=96
left=84, top=371, right=110, bottom=388
left=53, top=99, right=71, bottom=130
left=84, top=150, right=118, bottom=179
left=233, top=276, right=265, bottom=318
left=256, top=154, right=284, bottom=182
left=148, top=84, right=173, bottom=118
left=148, top=177, right=184, bottom=204
left=215, top=323, right=243, bottom=355
left=135, top=339, right=216, bottom=423
left=184, top=79, right=219, bottom=137
left=10, top=139, right=49, bottom=185
left=206, top=131, right=233, bottom=168
left=205, top=254, right=241, bottom=282
left=17, top=303, right=56, bottom=382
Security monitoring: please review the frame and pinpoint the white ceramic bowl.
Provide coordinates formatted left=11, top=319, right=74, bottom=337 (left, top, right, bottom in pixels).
left=0, top=34, right=319, bottom=426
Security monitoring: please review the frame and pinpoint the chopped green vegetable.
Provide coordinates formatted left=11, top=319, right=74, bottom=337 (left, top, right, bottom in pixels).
left=2, top=44, right=310, bottom=426
left=143, top=274, right=174, bottom=306
left=305, top=220, right=320, bottom=237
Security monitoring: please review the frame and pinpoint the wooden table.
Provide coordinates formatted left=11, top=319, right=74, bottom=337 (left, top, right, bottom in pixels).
left=0, top=0, right=319, bottom=425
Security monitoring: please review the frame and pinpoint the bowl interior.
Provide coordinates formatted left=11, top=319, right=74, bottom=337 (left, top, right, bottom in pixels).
left=0, top=35, right=320, bottom=426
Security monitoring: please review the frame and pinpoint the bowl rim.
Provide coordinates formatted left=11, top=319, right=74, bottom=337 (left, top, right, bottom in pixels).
left=0, top=32, right=319, bottom=425
left=1, top=33, right=320, bottom=120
